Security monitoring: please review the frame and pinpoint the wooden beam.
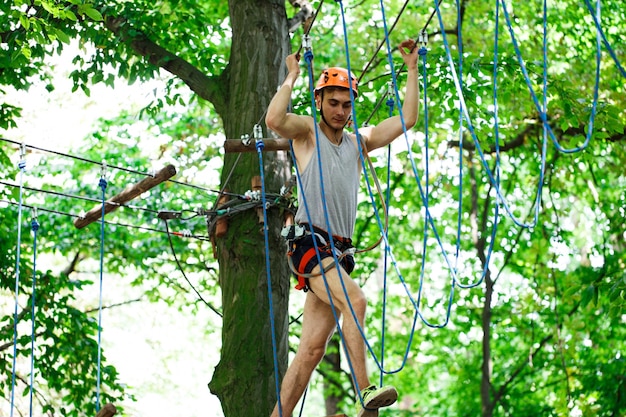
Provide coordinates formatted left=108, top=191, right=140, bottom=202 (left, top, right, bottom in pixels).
left=95, top=403, right=116, bottom=417
left=74, top=164, right=177, bottom=229
left=224, top=137, right=291, bottom=153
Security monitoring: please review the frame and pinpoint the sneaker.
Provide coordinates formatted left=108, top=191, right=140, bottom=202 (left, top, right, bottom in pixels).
left=355, top=385, right=398, bottom=417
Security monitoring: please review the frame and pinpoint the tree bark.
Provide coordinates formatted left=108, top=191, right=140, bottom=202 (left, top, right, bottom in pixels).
left=208, top=1, right=293, bottom=417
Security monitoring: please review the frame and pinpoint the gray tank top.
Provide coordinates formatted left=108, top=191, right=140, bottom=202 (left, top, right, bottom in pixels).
left=294, top=128, right=361, bottom=238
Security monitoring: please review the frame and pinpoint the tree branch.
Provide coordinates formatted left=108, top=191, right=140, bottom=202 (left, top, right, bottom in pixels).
left=103, top=16, right=228, bottom=112
left=448, top=118, right=625, bottom=154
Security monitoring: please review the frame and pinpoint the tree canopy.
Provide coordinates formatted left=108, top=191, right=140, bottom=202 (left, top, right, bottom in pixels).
left=1, top=0, right=625, bottom=416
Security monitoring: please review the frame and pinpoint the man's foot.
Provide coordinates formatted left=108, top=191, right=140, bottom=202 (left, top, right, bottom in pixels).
left=355, top=385, right=398, bottom=417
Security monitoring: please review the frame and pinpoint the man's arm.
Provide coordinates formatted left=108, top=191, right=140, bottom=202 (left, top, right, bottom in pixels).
left=265, top=53, right=312, bottom=141
left=364, top=39, right=420, bottom=152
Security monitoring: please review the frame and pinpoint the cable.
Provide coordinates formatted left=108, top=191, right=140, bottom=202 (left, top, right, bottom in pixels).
left=0, top=180, right=162, bottom=215
left=28, top=213, right=40, bottom=417
left=0, top=137, right=226, bottom=196
left=9, top=144, right=27, bottom=417
left=0, top=199, right=212, bottom=241
left=162, top=219, right=223, bottom=317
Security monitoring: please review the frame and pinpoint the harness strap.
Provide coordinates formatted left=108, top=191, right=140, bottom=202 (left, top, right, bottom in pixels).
left=295, top=247, right=318, bottom=291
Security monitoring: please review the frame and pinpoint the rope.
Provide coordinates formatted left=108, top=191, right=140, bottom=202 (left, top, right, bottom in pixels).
left=582, top=0, right=626, bottom=78
left=95, top=171, right=107, bottom=412
left=255, top=136, right=283, bottom=417
left=9, top=144, right=27, bottom=417
left=28, top=212, right=40, bottom=417
left=301, top=12, right=366, bottom=398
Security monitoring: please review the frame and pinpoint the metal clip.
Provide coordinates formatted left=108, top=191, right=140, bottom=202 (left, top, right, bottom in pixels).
left=100, top=159, right=107, bottom=178
left=387, top=81, right=394, bottom=97
left=17, top=142, right=27, bottom=170
left=253, top=124, right=263, bottom=140
left=241, top=134, right=251, bottom=147
left=418, top=30, right=428, bottom=48
left=302, top=34, right=312, bottom=51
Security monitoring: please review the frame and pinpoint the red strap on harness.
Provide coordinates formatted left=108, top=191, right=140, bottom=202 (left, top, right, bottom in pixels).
left=295, top=247, right=318, bottom=291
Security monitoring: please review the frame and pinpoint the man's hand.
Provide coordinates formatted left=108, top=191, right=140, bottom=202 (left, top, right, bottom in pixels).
left=286, top=53, right=301, bottom=78
left=398, top=39, right=419, bottom=71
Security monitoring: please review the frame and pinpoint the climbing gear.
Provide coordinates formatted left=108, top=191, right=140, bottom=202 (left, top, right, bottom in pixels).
left=355, top=385, right=398, bottom=417
left=283, top=224, right=355, bottom=292
left=315, top=67, right=359, bottom=97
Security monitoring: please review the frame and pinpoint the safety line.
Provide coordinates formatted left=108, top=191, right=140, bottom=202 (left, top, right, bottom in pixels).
left=28, top=213, right=40, bottom=417
left=255, top=136, right=283, bottom=417
left=9, top=144, right=27, bottom=417
left=582, top=0, right=626, bottom=78
left=95, top=171, right=107, bottom=412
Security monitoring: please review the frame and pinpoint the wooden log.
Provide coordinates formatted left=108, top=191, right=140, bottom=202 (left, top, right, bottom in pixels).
left=95, top=403, right=117, bottom=417
left=74, top=164, right=177, bottom=229
left=224, top=137, right=291, bottom=153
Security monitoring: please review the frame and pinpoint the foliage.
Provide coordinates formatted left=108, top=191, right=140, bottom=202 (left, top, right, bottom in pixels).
left=1, top=0, right=625, bottom=416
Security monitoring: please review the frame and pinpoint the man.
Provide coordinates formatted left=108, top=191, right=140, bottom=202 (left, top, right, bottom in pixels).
left=265, top=39, right=419, bottom=417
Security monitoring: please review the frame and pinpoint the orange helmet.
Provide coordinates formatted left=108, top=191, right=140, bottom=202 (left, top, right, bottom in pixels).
left=314, top=67, right=358, bottom=97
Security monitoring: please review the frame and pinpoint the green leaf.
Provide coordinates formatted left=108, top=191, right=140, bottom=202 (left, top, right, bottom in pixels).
left=80, top=5, right=104, bottom=22
left=19, top=15, right=30, bottom=30
left=53, top=28, right=71, bottom=45
left=20, top=46, right=32, bottom=60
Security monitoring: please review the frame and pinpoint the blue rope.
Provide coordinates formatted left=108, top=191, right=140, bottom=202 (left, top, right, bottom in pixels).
left=453, top=0, right=465, bottom=277
left=499, top=0, right=598, bottom=154
left=333, top=1, right=399, bottom=397
left=379, top=94, right=395, bottom=389
left=370, top=0, right=458, bottom=334
left=95, top=175, right=107, bottom=412
left=452, top=0, right=502, bottom=290
left=10, top=150, right=27, bottom=417
left=299, top=45, right=361, bottom=394
left=28, top=214, right=40, bottom=417
left=432, top=0, right=545, bottom=229
left=256, top=137, right=284, bottom=417
left=582, top=0, right=626, bottom=78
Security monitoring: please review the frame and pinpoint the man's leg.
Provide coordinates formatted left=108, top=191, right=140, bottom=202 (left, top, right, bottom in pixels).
left=308, top=260, right=398, bottom=417
left=270, top=291, right=339, bottom=417
left=307, top=260, right=370, bottom=391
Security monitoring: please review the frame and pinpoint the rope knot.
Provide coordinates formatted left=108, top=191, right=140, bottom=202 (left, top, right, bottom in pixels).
left=99, top=178, right=108, bottom=190
left=304, top=50, right=314, bottom=64
left=31, top=220, right=39, bottom=232
left=418, top=47, right=427, bottom=56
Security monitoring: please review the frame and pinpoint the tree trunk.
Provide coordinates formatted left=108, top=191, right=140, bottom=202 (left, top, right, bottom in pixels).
left=208, top=1, right=293, bottom=416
